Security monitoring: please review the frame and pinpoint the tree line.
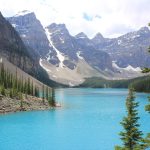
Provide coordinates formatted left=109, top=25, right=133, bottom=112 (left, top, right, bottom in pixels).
left=0, top=61, right=56, bottom=107
left=115, top=88, right=150, bottom=150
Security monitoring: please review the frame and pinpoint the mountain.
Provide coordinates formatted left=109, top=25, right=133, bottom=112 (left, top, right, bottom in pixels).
left=7, top=10, right=150, bottom=85
left=7, top=12, right=114, bottom=85
left=93, top=27, right=150, bottom=68
left=7, top=10, right=50, bottom=57
left=0, top=11, right=35, bottom=73
left=0, top=11, right=64, bottom=87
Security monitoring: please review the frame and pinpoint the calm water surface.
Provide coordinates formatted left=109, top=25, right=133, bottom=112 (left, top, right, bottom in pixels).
left=0, top=88, right=150, bottom=150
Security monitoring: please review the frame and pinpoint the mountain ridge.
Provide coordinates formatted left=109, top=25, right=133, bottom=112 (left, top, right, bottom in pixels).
left=7, top=10, right=150, bottom=85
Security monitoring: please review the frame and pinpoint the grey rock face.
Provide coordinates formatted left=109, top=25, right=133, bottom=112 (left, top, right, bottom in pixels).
left=93, top=27, right=150, bottom=68
left=7, top=11, right=50, bottom=57
left=7, top=11, right=150, bottom=76
left=0, top=12, right=34, bottom=72
left=0, top=12, right=60, bottom=87
left=47, top=23, right=113, bottom=70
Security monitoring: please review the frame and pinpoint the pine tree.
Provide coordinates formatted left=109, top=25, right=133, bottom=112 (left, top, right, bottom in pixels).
left=35, top=86, right=39, bottom=97
left=42, top=84, right=45, bottom=104
left=9, top=88, right=13, bottom=98
left=1, top=84, right=5, bottom=96
left=141, top=22, right=150, bottom=149
left=27, top=78, right=31, bottom=95
left=143, top=97, right=150, bottom=148
left=143, top=134, right=150, bottom=149
left=145, top=96, right=150, bottom=113
left=31, top=80, right=34, bottom=96
left=19, top=92, right=23, bottom=110
left=46, top=86, right=49, bottom=101
left=51, top=88, right=56, bottom=107
left=116, top=88, right=143, bottom=150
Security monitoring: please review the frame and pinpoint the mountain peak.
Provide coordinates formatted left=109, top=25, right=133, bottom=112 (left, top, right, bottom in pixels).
left=48, top=23, right=66, bottom=29
left=14, top=10, right=34, bottom=17
left=93, top=32, right=104, bottom=39
left=92, top=33, right=104, bottom=44
left=47, top=23, right=69, bottom=35
left=138, top=26, right=149, bottom=33
left=75, top=32, right=88, bottom=39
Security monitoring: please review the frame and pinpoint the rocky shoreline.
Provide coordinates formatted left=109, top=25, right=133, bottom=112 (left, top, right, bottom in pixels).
left=0, top=95, right=52, bottom=114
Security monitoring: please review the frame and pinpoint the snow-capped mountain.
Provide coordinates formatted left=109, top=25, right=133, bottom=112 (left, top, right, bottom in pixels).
left=7, top=10, right=150, bottom=85
left=8, top=11, right=50, bottom=57
left=93, top=27, right=150, bottom=68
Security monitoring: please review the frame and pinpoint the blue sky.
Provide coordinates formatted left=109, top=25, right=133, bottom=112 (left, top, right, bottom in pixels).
left=0, top=0, right=150, bottom=38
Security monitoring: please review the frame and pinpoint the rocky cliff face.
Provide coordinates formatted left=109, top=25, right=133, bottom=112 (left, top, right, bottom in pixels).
left=0, top=12, right=34, bottom=73
left=8, top=12, right=113, bottom=72
left=92, top=27, right=150, bottom=68
left=0, top=12, right=63, bottom=87
left=7, top=10, right=50, bottom=57
left=6, top=10, right=150, bottom=85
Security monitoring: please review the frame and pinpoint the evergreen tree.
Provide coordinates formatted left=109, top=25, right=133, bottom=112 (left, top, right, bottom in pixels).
left=143, top=134, right=150, bottom=149
left=1, top=84, right=5, bottom=96
left=141, top=22, right=150, bottom=149
left=51, top=88, right=56, bottom=107
left=116, top=88, right=143, bottom=150
left=31, top=80, right=34, bottom=96
left=42, top=84, right=45, bottom=104
left=19, top=92, right=23, bottom=110
left=9, top=88, right=13, bottom=98
left=145, top=96, right=150, bottom=113
left=35, top=86, right=39, bottom=97
left=143, top=97, right=150, bottom=148
left=46, top=86, right=49, bottom=101
left=27, top=78, right=31, bottom=95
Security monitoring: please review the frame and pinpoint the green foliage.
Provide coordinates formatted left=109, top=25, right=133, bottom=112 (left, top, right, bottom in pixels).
left=145, top=96, right=150, bottom=113
left=9, top=88, right=13, bottom=98
left=34, top=86, right=39, bottom=97
left=47, top=88, right=56, bottom=107
left=0, top=62, right=44, bottom=99
left=0, top=84, right=5, bottom=96
left=42, top=84, right=45, bottom=103
left=143, top=133, right=150, bottom=148
left=116, top=88, right=143, bottom=149
left=51, top=88, right=56, bottom=107
left=142, top=68, right=150, bottom=73
left=79, top=76, right=150, bottom=93
left=115, top=145, right=124, bottom=150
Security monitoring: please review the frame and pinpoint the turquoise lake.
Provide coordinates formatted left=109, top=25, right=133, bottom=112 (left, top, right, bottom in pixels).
left=0, top=88, right=150, bottom=150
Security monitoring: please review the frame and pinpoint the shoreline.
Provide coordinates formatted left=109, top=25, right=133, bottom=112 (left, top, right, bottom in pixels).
left=0, top=95, right=53, bottom=115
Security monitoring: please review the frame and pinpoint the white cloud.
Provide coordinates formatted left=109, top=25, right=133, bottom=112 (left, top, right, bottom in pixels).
left=0, top=0, right=150, bottom=38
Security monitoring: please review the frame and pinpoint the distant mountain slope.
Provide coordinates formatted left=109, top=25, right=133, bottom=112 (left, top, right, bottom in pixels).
left=92, top=27, right=150, bottom=68
left=79, top=75, right=150, bottom=92
left=0, top=12, right=34, bottom=73
left=7, top=10, right=50, bottom=57
left=0, top=12, right=64, bottom=87
left=7, top=10, right=149, bottom=85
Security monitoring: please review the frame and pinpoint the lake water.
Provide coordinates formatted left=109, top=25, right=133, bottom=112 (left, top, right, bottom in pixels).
left=0, top=88, right=150, bottom=150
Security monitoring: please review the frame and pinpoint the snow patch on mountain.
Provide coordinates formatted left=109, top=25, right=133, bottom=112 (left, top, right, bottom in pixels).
left=45, top=28, right=65, bottom=68
left=21, top=34, right=26, bottom=38
left=14, top=10, right=33, bottom=17
left=76, top=51, right=84, bottom=60
left=131, top=34, right=140, bottom=39
left=112, top=61, right=120, bottom=69
left=124, top=65, right=141, bottom=72
left=39, top=58, right=52, bottom=72
left=12, top=24, right=17, bottom=28
left=117, top=40, right=122, bottom=45
left=112, top=61, right=141, bottom=72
